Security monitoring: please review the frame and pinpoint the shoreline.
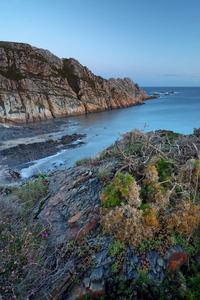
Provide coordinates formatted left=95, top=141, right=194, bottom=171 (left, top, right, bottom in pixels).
left=0, top=119, right=87, bottom=185
left=0, top=103, right=150, bottom=185
left=0, top=99, right=150, bottom=125
left=0, top=88, right=181, bottom=185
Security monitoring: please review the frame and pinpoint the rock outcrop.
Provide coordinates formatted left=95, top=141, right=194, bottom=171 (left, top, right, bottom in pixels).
left=0, top=42, right=151, bottom=123
left=34, top=164, right=191, bottom=299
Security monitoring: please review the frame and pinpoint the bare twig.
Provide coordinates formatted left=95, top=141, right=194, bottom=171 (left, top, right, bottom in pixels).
left=192, top=143, right=200, bottom=159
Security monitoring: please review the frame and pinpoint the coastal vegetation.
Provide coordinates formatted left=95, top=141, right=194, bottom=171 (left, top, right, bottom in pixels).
left=1, top=128, right=200, bottom=299
left=100, top=129, right=200, bottom=246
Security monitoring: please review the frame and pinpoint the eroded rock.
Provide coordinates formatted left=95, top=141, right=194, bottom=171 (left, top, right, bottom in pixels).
left=0, top=42, right=152, bottom=123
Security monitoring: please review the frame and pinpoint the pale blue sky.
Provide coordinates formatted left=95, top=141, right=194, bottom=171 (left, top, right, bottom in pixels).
left=0, top=0, right=200, bottom=86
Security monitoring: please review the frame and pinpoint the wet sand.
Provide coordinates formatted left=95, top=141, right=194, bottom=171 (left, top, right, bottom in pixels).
left=0, top=119, right=86, bottom=185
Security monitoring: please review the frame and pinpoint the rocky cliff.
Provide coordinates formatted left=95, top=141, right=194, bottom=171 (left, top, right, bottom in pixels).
left=0, top=42, right=151, bottom=123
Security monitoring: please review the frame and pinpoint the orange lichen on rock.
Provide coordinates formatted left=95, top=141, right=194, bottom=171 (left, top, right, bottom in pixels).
left=167, top=251, right=189, bottom=273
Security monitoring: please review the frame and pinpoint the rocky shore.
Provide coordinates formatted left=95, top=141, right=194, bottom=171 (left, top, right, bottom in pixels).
left=0, top=119, right=86, bottom=184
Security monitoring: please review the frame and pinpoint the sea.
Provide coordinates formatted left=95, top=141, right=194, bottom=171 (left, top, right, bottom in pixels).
left=20, top=86, right=200, bottom=178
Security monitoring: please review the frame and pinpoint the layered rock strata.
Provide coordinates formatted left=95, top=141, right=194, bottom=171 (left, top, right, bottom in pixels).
left=0, top=42, right=151, bottom=123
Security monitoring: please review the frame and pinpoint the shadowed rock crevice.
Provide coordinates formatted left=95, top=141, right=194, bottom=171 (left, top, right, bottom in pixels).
left=45, top=92, right=56, bottom=119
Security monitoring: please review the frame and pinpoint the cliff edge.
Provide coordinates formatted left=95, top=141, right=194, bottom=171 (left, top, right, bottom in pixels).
left=0, top=42, right=151, bottom=123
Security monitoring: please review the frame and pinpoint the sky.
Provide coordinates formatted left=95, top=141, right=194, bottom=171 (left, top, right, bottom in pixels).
left=0, top=0, right=200, bottom=86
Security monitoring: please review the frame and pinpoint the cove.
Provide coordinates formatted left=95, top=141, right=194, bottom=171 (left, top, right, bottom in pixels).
left=20, top=87, right=200, bottom=178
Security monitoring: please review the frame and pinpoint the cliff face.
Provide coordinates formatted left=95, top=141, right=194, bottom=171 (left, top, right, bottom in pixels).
left=0, top=42, right=151, bottom=123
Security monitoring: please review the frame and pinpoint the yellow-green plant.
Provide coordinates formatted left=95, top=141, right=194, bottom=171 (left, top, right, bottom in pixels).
left=101, top=173, right=135, bottom=208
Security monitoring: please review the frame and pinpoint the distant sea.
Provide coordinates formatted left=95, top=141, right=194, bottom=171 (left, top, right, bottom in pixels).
left=142, top=87, right=200, bottom=134
left=21, top=87, right=200, bottom=177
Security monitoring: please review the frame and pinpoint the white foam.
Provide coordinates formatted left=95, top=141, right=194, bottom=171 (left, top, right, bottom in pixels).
left=1, top=124, right=11, bottom=128
left=0, top=123, right=17, bottom=128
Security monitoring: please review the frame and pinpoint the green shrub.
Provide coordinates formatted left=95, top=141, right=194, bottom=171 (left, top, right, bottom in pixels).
left=140, top=203, right=151, bottom=214
left=17, top=180, right=47, bottom=203
left=95, top=166, right=112, bottom=180
left=101, top=173, right=134, bottom=207
left=133, top=271, right=185, bottom=299
left=108, top=240, right=127, bottom=257
left=187, top=272, right=200, bottom=299
left=75, top=157, right=91, bottom=166
left=38, top=172, right=49, bottom=180
left=156, top=157, right=175, bottom=182
left=108, top=241, right=127, bottom=275
left=0, top=67, right=25, bottom=81
left=173, top=232, right=199, bottom=256
left=140, top=186, right=149, bottom=202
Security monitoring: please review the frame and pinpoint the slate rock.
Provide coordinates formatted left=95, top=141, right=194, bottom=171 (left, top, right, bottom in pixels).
left=158, top=269, right=164, bottom=282
left=90, top=266, right=105, bottom=292
left=94, top=250, right=108, bottom=267
left=147, top=269, right=157, bottom=281
left=157, top=256, right=165, bottom=268
left=83, top=277, right=91, bottom=288
left=148, top=250, right=158, bottom=268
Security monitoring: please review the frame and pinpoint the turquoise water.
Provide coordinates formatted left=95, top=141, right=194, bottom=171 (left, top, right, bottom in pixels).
left=21, top=87, right=200, bottom=177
